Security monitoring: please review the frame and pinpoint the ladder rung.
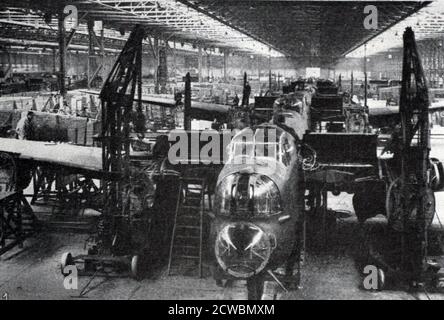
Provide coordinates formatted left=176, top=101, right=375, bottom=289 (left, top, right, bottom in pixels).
left=183, top=200, right=202, bottom=205
left=183, top=188, right=205, bottom=192
left=185, top=186, right=204, bottom=190
left=177, top=214, right=200, bottom=219
left=176, top=235, right=200, bottom=240
left=176, top=225, right=200, bottom=230
left=180, top=205, right=203, bottom=209
left=168, top=178, right=206, bottom=278
left=176, top=255, right=200, bottom=259
left=174, top=245, right=199, bottom=250
left=181, top=178, right=206, bottom=183
left=173, top=236, right=199, bottom=242
left=184, top=195, right=203, bottom=200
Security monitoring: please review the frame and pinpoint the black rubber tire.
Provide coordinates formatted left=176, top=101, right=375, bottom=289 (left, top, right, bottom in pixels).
left=247, top=277, right=265, bottom=300
left=131, top=255, right=142, bottom=280
left=353, top=188, right=386, bottom=223
left=60, top=252, right=73, bottom=275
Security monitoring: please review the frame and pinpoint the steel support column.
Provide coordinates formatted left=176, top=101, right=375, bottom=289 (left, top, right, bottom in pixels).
left=207, top=51, right=211, bottom=81
left=52, top=48, right=56, bottom=73
left=57, top=11, right=66, bottom=97
left=223, top=50, right=228, bottom=82
left=268, top=55, right=272, bottom=91
left=198, top=46, right=203, bottom=83
left=184, top=72, right=191, bottom=130
left=87, top=20, right=104, bottom=88
left=153, top=37, right=159, bottom=93
left=158, top=45, right=168, bottom=93
left=257, top=56, right=261, bottom=81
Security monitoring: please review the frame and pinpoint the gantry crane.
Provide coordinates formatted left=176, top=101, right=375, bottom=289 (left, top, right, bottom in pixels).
left=61, top=25, right=146, bottom=279
left=366, top=27, right=440, bottom=290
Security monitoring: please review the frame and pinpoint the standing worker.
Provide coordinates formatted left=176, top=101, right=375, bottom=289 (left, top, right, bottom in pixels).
left=16, top=111, right=36, bottom=140
left=242, top=81, right=251, bottom=106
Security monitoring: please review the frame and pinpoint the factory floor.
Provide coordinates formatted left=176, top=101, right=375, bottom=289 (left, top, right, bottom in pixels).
left=1, top=207, right=444, bottom=300
left=2, top=127, right=444, bottom=300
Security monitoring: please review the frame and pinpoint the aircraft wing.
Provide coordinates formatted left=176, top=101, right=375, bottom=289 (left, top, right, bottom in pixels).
left=367, top=99, right=444, bottom=117
left=365, top=99, right=444, bottom=127
left=0, top=137, right=102, bottom=173
left=81, top=90, right=231, bottom=121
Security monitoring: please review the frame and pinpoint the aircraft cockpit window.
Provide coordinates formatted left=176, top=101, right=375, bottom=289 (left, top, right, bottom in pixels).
left=228, top=126, right=295, bottom=166
left=279, top=132, right=297, bottom=166
left=275, top=95, right=304, bottom=115
left=286, top=100, right=303, bottom=113
left=280, top=137, right=291, bottom=166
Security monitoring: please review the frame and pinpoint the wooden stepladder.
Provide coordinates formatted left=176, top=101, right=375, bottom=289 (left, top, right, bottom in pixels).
left=167, top=177, right=209, bottom=278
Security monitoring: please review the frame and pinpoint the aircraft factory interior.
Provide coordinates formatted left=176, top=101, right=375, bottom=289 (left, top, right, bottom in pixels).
left=2, top=0, right=444, bottom=302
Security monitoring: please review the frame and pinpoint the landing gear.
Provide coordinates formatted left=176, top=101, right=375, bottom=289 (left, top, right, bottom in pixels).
left=247, top=276, right=265, bottom=300
left=352, top=183, right=386, bottom=223
left=386, top=178, right=435, bottom=232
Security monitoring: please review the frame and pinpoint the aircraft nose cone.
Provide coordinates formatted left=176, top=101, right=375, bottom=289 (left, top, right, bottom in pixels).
left=215, top=222, right=273, bottom=278
left=225, top=224, right=260, bottom=256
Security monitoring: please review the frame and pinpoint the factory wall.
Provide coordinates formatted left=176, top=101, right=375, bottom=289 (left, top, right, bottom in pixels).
left=330, top=57, right=367, bottom=81
left=331, top=38, right=444, bottom=88
left=0, top=48, right=303, bottom=83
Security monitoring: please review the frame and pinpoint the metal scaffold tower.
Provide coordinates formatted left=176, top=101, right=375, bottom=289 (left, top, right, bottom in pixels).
left=397, top=26, right=432, bottom=283
left=60, top=25, right=146, bottom=279
left=98, top=24, right=145, bottom=255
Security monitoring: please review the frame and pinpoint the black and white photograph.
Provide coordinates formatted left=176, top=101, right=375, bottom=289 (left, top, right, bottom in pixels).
left=0, top=0, right=444, bottom=304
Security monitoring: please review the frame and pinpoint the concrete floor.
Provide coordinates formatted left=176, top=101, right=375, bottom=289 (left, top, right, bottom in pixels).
left=1, top=128, right=444, bottom=300
left=1, top=213, right=443, bottom=300
left=0, top=230, right=382, bottom=300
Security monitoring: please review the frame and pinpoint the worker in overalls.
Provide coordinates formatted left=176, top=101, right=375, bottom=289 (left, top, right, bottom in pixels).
left=16, top=111, right=35, bottom=140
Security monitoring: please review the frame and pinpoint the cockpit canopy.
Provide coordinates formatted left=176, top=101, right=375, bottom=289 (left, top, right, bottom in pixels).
left=271, top=92, right=309, bottom=140
left=227, top=124, right=297, bottom=167
left=274, top=93, right=307, bottom=113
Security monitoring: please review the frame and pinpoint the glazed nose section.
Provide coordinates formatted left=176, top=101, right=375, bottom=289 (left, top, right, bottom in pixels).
left=215, top=222, right=274, bottom=278
left=214, top=172, right=282, bottom=217
left=221, top=223, right=263, bottom=252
